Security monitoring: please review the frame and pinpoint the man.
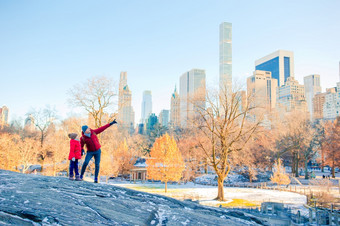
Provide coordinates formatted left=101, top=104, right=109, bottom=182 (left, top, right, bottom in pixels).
left=80, top=120, right=117, bottom=183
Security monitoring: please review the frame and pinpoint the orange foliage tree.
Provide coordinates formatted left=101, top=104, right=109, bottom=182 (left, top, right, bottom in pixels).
left=322, top=117, right=340, bottom=178
left=146, top=133, right=184, bottom=192
left=270, top=158, right=291, bottom=188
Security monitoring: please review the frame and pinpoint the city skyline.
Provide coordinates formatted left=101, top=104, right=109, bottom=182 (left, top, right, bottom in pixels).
left=1, top=1, right=340, bottom=124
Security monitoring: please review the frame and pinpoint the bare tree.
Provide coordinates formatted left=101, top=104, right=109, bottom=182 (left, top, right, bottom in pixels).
left=193, top=86, right=262, bottom=201
left=18, top=138, right=39, bottom=174
left=322, top=117, right=340, bottom=178
left=28, top=106, right=57, bottom=172
left=68, top=76, right=118, bottom=129
left=276, top=111, right=314, bottom=177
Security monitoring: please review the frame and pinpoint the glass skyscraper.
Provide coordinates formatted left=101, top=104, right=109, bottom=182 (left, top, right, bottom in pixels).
left=255, top=50, right=294, bottom=87
left=141, top=90, right=152, bottom=123
left=219, top=22, right=232, bottom=94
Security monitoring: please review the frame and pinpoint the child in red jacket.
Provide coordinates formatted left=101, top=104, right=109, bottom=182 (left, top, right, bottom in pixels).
left=68, top=133, right=82, bottom=181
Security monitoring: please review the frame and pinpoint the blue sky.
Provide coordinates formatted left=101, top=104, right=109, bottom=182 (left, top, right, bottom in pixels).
left=1, top=0, right=339, bottom=124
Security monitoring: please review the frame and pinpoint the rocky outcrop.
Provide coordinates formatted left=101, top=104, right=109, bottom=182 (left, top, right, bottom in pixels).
left=0, top=170, right=266, bottom=225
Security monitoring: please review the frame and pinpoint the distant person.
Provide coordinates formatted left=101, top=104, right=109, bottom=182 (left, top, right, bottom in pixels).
left=80, top=120, right=117, bottom=183
left=68, top=133, right=82, bottom=181
left=322, top=175, right=325, bottom=179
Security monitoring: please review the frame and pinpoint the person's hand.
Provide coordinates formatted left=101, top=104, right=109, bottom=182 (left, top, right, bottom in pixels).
left=72, top=157, right=75, bottom=161
left=110, top=119, right=117, bottom=125
left=81, top=149, right=85, bottom=156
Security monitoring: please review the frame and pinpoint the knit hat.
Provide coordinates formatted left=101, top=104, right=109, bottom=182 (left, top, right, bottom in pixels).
left=68, top=133, right=78, bottom=140
left=82, top=125, right=88, bottom=133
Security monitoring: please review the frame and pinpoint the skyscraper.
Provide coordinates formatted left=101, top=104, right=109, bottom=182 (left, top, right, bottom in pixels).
left=170, top=86, right=180, bottom=129
left=323, top=83, right=340, bottom=120
left=0, top=105, right=9, bottom=126
left=159, top=109, right=169, bottom=128
left=255, top=50, right=294, bottom=87
left=247, top=70, right=278, bottom=111
left=219, top=22, right=232, bottom=94
left=277, top=77, right=307, bottom=113
left=180, top=69, right=206, bottom=128
left=304, top=74, right=321, bottom=119
left=141, top=90, right=152, bottom=123
left=118, top=72, right=135, bottom=129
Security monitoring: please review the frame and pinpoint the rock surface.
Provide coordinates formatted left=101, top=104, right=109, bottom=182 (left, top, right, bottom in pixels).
left=0, top=170, right=266, bottom=225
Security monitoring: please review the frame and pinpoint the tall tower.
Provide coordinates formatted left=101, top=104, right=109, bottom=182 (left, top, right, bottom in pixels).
left=141, top=90, right=152, bottom=123
left=118, top=72, right=135, bottom=129
left=219, top=22, right=232, bottom=95
left=304, top=74, right=321, bottom=120
left=0, top=106, right=9, bottom=126
left=180, top=69, right=206, bottom=128
left=170, top=86, right=180, bottom=129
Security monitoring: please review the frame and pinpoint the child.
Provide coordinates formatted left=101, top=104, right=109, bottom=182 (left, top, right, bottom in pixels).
left=68, top=133, right=82, bottom=181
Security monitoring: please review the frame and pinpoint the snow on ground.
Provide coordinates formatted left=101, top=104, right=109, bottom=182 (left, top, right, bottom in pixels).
left=108, top=181, right=307, bottom=211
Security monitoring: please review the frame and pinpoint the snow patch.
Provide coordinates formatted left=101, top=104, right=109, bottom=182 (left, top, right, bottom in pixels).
left=181, top=219, right=190, bottom=225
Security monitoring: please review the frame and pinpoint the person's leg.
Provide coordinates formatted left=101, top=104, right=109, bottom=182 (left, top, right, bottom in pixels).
left=74, top=159, right=79, bottom=176
left=80, top=152, right=93, bottom=179
left=93, top=149, right=101, bottom=182
left=69, top=160, right=74, bottom=180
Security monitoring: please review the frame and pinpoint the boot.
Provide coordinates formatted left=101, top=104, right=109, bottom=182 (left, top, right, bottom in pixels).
left=69, top=176, right=74, bottom=181
left=75, top=175, right=82, bottom=181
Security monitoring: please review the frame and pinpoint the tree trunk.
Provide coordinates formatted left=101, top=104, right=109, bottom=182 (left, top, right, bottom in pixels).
left=165, top=181, right=167, bottom=193
left=304, top=159, right=309, bottom=179
left=295, top=155, right=299, bottom=177
left=332, top=159, right=335, bottom=178
left=216, top=177, right=225, bottom=201
left=292, top=154, right=296, bottom=176
left=321, top=149, right=324, bottom=172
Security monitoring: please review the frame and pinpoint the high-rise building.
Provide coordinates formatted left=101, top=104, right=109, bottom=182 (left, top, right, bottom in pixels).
left=277, top=77, right=307, bottom=113
left=255, top=50, right=294, bottom=87
left=118, top=72, right=135, bottom=129
left=323, top=83, right=340, bottom=120
left=180, top=69, right=206, bottom=128
left=141, top=90, right=152, bottom=123
left=247, top=70, right=278, bottom=111
left=304, top=74, right=321, bottom=120
left=159, top=110, right=169, bottom=128
left=313, top=91, right=328, bottom=120
left=219, top=22, right=232, bottom=94
left=146, top=113, right=158, bottom=135
left=0, top=105, right=9, bottom=126
left=170, top=86, right=180, bottom=129
left=24, top=114, right=35, bottom=131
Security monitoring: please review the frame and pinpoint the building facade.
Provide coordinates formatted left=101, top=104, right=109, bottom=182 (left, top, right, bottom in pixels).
left=255, top=50, right=294, bottom=87
left=0, top=106, right=9, bottom=126
left=170, top=86, right=180, bottom=129
left=141, top=90, right=152, bottom=123
left=304, top=74, right=321, bottom=119
left=323, top=83, right=340, bottom=120
left=159, top=109, right=169, bottom=128
left=219, top=22, right=232, bottom=95
left=118, top=72, right=135, bottom=129
left=247, top=70, right=278, bottom=111
left=179, top=69, right=206, bottom=128
left=313, top=92, right=327, bottom=120
left=277, top=77, right=307, bottom=113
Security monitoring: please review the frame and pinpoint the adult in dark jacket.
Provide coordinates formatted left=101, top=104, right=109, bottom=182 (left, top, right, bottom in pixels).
left=80, top=120, right=117, bottom=183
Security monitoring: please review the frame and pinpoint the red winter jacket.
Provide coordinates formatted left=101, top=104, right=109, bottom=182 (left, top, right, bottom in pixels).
left=81, top=123, right=111, bottom=152
left=68, top=139, right=82, bottom=160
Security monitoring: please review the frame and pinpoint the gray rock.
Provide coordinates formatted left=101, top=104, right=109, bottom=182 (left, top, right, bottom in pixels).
left=0, top=170, right=267, bottom=225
